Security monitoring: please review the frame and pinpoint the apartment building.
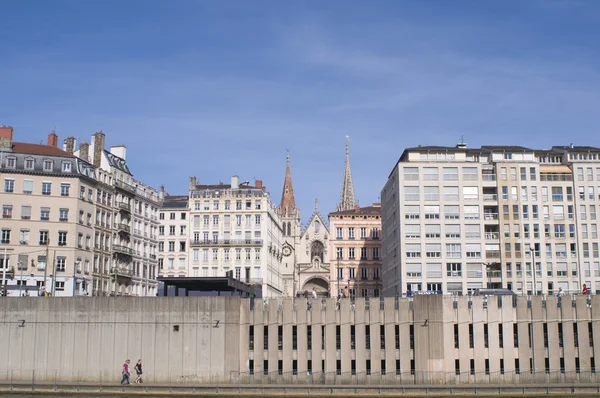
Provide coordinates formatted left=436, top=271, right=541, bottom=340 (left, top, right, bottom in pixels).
left=329, top=204, right=382, bottom=298
left=157, top=191, right=189, bottom=277
left=381, top=143, right=600, bottom=297
left=74, top=132, right=161, bottom=296
left=186, top=175, right=284, bottom=297
left=0, top=127, right=97, bottom=296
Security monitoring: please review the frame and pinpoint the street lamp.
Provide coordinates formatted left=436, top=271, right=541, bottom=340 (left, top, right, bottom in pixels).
left=530, top=244, right=537, bottom=296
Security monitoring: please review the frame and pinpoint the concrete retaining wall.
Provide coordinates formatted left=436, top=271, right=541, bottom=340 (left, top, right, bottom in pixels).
left=1, top=295, right=600, bottom=385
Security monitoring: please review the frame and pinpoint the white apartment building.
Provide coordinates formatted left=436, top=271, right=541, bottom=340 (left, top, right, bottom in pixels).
left=184, top=175, right=284, bottom=297
left=157, top=191, right=189, bottom=277
left=382, top=143, right=600, bottom=297
left=74, top=131, right=161, bottom=296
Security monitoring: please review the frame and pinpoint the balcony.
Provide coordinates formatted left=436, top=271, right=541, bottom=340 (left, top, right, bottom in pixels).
left=190, top=239, right=264, bottom=247
left=115, top=180, right=136, bottom=194
left=113, top=244, right=133, bottom=256
left=485, top=251, right=501, bottom=258
left=483, top=213, right=498, bottom=221
left=486, top=270, right=502, bottom=279
left=111, top=266, right=133, bottom=278
left=117, top=202, right=131, bottom=212
left=485, top=232, right=499, bottom=241
left=483, top=194, right=497, bottom=201
left=115, top=223, right=131, bottom=234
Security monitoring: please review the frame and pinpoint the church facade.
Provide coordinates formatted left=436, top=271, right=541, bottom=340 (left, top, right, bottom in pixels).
left=277, top=137, right=361, bottom=297
left=277, top=153, right=331, bottom=297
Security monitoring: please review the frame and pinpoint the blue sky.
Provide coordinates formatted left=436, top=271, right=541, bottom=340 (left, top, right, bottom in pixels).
left=1, top=0, right=600, bottom=225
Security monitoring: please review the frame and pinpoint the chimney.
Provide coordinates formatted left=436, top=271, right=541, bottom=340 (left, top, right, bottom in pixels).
left=0, top=125, right=14, bottom=151
left=255, top=179, right=263, bottom=189
left=188, top=176, right=197, bottom=190
left=231, top=175, right=239, bottom=189
left=63, top=137, right=76, bottom=153
left=47, top=132, right=58, bottom=147
left=110, top=145, right=126, bottom=160
left=93, top=132, right=106, bottom=167
left=79, top=142, right=90, bottom=162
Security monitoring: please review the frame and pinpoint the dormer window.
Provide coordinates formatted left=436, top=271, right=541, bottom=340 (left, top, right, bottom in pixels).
left=25, top=159, right=35, bottom=169
left=5, top=157, right=16, bottom=168
left=43, top=160, right=53, bottom=171
left=62, top=161, right=72, bottom=172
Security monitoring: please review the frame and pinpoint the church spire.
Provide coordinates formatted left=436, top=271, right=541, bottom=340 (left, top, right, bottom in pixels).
left=280, top=150, right=296, bottom=217
left=336, top=136, right=357, bottom=211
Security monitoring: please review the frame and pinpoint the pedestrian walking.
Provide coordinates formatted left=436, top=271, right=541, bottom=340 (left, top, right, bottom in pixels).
left=120, top=359, right=131, bottom=385
left=134, top=359, right=143, bottom=383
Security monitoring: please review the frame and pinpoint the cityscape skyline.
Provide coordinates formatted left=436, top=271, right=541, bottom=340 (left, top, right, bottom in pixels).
left=3, top=1, right=600, bottom=222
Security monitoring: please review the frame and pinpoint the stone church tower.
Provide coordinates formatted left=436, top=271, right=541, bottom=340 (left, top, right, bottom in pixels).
left=336, top=135, right=358, bottom=211
left=278, top=152, right=301, bottom=296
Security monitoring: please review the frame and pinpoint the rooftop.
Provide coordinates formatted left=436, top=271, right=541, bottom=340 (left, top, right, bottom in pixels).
left=9, top=142, right=74, bottom=158
left=329, top=204, right=381, bottom=216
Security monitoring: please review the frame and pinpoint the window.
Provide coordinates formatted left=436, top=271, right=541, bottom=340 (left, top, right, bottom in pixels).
left=59, top=208, right=69, bottom=221
left=406, top=263, right=421, bottom=278
left=426, top=243, right=441, bottom=258
left=403, top=167, right=418, bottom=180
left=360, top=227, right=367, bottom=239
left=56, top=257, right=66, bottom=272
left=255, top=215, right=261, bottom=225
left=62, top=161, right=72, bottom=172
left=5, top=157, right=16, bottom=168
left=404, top=186, right=419, bottom=201
left=2, top=205, right=12, bottom=219
left=25, top=159, right=34, bottom=169
left=406, top=243, right=421, bottom=258
left=446, top=243, right=461, bottom=258
left=405, top=205, right=420, bottom=219
left=336, top=228, right=343, bottom=239
left=40, top=207, right=50, bottom=221
left=424, top=205, right=440, bottom=219
left=465, top=243, right=481, bottom=258
left=43, top=160, right=53, bottom=171
left=443, top=167, right=458, bottom=180
left=58, top=231, right=67, bottom=246
left=424, top=186, right=439, bottom=201
left=21, top=179, right=33, bottom=194
left=443, top=186, right=459, bottom=201
left=42, top=182, right=51, bottom=195
left=425, top=224, right=440, bottom=238
left=444, top=205, right=460, bottom=219
left=423, top=167, right=439, bottom=181
left=1, top=229, right=11, bottom=244
left=4, top=179, right=14, bottom=193
left=404, top=224, right=420, bottom=239
left=463, top=187, right=479, bottom=201
left=447, top=263, right=462, bottom=277
left=19, top=229, right=30, bottom=244
left=446, top=224, right=460, bottom=238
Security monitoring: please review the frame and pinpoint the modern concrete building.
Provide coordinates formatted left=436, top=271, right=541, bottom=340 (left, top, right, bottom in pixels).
left=157, top=190, right=189, bottom=277
left=0, top=127, right=97, bottom=296
left=381, top=143, right=600, bottom=297
left=186, top=175, right=285, bottom=297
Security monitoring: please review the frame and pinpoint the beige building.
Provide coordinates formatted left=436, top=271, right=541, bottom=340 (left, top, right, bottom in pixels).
left=184, top=175, right=285, bottom=297
left=157, top=191, right=189, bottom=277
left=381, top=143, right=600, bottom=297
left=329, top=204, right=382, bottom=298
left=0, top=127, right=97, bottom=296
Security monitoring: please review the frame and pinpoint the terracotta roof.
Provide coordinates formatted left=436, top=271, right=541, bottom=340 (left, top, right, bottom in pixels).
left=10, top=142, right=74, bottom=157
left=329, top=205, right=381, bottom=216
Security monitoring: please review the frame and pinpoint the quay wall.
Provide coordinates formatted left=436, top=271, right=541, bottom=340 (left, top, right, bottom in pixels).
left=1, top=295, right=600, bottom=385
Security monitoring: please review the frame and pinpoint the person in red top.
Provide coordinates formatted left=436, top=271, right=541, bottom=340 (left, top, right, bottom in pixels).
left=120, top=359, right=131, bottom=385
left=583, top=284, right=590, bottom=295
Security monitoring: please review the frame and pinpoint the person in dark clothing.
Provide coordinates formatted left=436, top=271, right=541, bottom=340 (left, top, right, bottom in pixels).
left=134, top=359, right=143, bottom=383
left=120, top=359, right=131, bottom=385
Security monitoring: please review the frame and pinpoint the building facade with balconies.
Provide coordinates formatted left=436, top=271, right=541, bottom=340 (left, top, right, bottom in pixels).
left=186, top=175, right=284, bottom=297
left=381, top=143, right=600, bottom=297
left=0, top=127, right=97, bottom=296
left=74, top=131, right=161, bottom=296
left=157, top=192, right=189, bottom=277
